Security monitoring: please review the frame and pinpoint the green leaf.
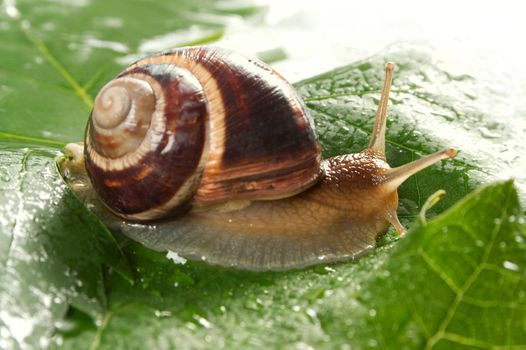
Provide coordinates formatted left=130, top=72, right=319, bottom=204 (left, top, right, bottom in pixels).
left=0, top=143, right=132, bottom=349
left=319, top=180, right=526, bottom=349
left=56, top=181, right=525, bottom=349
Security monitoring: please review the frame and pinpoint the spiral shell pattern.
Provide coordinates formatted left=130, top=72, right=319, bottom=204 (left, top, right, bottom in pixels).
left=86, top=65, right=209, bottom=220
left=85, top=46, right=321, bottom=221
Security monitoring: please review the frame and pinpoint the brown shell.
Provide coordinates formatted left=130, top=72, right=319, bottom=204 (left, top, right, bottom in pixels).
left=85, top=46, right=321, bottom=221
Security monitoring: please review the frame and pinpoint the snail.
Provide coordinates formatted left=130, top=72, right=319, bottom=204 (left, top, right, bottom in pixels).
left=59, top=46, right=456, bottom=271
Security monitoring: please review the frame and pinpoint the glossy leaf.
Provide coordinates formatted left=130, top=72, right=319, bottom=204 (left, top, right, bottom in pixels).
left=0, top=143, right=132, bottom=349
left=317, top=180, right=526, bottom=349
left=56, top=182, right=526, bottom=349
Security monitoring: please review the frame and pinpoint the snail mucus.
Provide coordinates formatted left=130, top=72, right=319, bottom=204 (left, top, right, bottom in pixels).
left=58, top=46, right=456, bottom=271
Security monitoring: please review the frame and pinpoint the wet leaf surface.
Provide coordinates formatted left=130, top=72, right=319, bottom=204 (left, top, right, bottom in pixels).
left=55, top=182, right=526, bottom=350
left=317, top=180, right=526, bottom=349
left=0, top=143, right=131, bottom=349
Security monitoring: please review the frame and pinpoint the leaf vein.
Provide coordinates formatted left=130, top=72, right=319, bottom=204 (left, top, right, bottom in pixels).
left=0, top=132, right=66, bottom=147
left=424, top=185, right=513, bottom=349
left=418, top=249, right=461, bottom=294
left=21, top=27, right=93, bottom=109
left=461, top=296, right=525, bottom=310
left=441, top=332, right=492, bottom=349
left=483, top=262, right=523, bottom=279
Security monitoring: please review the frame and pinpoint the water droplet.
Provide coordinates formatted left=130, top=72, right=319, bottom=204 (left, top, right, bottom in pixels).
left=478, top=126, right=501, bottom=139
left=53, top=336, right=64, bottom=346
left=294, top=342, right=315, bottom=350
left=368, top=309, right=377, bottom=317
left=4, top=0, right=20, bottom=18
left=193, top=315, right=212, bottom=328
left=83, top=37, right=129, bottom=53
left=185, top=322, right=197, bottom=331
left=292, top=305, right=301, bottom=312
left=166, top=251, right=187, bottom=265
left=503, top=260, right=519, bottom=271
left=39, top=336, right=50, bottom=348
left=39, top=192, right=51, bottom=201
left=0, top=169, right=10, bottom=182
left=306, top=308, right=317, bottom=319
left=154, top=310, right=172, bottom=318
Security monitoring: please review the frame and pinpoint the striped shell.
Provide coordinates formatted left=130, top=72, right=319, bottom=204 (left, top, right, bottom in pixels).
left=85, top=47, right=322, bottom=221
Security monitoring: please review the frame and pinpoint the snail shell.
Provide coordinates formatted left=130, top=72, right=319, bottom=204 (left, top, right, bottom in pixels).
left=85, top=47, right=321, bottom=221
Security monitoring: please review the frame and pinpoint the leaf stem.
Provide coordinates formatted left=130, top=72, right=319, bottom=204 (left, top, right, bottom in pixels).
left=89, top=311, right=112, bottom=350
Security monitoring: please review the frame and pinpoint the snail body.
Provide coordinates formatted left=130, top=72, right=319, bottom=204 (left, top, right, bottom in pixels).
left=60, top=47, right=455, bottom=271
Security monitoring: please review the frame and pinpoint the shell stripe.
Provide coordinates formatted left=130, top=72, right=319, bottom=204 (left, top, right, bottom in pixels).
left=85, top=65, right=209, bottom=219
left=198, top=155, right=322, bottom=201
left=187, top=48, right=321, bottom=205
left=126, top=49, right=227, bottom=181
left=129, top=47, right=321, bottom=207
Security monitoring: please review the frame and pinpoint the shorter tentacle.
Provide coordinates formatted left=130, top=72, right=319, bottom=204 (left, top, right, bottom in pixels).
left=381, top=148, right=457, bottom=192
